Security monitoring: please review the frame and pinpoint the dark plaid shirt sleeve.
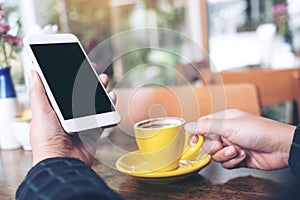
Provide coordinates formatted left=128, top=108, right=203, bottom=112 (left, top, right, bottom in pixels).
left=16, top=157, right=123, bottom=200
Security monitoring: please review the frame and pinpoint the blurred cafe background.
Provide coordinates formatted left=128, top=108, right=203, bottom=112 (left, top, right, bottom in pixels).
left=5, top=0, right=300, bottom=124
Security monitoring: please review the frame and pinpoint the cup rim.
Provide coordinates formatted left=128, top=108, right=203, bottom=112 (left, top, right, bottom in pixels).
left=133, top=117, right=185, bottom=130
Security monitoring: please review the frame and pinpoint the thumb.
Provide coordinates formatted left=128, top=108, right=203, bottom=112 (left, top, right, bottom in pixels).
left=185, top=118, right=228, bottom=137
left=28, top=70, right=53, bottom=118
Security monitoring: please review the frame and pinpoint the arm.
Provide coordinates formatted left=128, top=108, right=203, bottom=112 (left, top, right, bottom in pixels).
left=16, top=70, right=122, bottom=200
left=16, top=158, right=122, bottom=200
left=185, top=109, right=295, bottom=170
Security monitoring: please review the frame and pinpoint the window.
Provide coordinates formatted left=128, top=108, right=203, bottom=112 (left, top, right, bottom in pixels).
left=207, top=0, right=299, bottom=71
left=20, top=0, right=208, bottom=87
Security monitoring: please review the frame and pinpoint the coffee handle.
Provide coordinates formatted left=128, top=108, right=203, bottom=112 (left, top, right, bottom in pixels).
left=180, top=134, right=204, bottom=160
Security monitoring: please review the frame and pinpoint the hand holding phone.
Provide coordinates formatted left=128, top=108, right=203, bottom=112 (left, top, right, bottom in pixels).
left=23, top=34, right=121, bottom=133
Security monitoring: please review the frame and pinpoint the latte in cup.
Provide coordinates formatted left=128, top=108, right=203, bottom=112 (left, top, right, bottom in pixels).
left=136, top=118, right=183, bottom=129
left=133, top=117, right=186, bottom=172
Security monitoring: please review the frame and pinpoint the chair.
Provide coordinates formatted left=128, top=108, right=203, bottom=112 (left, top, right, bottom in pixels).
left=114, top=83, right=261, bottom=130
left=219, top=68, right=300, bottom=124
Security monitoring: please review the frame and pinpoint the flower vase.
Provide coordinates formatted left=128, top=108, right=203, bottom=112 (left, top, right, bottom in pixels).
left=0, top=66, right=21, bottom=149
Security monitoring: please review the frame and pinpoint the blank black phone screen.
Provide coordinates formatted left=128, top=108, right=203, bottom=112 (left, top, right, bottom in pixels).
left=30, top=43, right=114, bottom=120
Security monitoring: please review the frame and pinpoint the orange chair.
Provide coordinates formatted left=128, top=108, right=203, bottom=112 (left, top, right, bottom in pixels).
left=219, top=68, right=300, bottom=124
left=115, top=83, right=261, bottom=130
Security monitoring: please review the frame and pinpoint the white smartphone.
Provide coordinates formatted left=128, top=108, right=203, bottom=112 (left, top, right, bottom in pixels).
left=23, top=33, right=121, bottom=133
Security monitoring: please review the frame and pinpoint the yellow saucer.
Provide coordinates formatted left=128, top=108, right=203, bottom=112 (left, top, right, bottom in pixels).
left=116, top=149, right=211, bottom=184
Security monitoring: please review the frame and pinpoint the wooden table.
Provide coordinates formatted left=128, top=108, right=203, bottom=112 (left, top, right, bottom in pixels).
left=1, top=127, right=299, bottom=200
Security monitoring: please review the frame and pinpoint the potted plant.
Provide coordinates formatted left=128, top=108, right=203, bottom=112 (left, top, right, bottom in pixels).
left=271, top=2, right=292, bottom=44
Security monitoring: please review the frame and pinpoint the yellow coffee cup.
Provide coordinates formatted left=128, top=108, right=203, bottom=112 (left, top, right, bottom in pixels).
left=133, top=117, right=203, bottom=172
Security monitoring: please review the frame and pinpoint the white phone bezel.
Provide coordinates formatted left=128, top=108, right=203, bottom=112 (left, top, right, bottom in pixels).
left=23, top=33, right=121, bottom=133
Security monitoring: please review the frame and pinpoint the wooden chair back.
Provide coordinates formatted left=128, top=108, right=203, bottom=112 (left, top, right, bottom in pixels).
left=219, top=68, right=300, bottom=123
left=114, top=83, right=261, bottom=130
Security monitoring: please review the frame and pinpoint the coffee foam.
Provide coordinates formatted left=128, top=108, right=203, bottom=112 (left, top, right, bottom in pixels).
left=137, top=118, right=183, bottom=129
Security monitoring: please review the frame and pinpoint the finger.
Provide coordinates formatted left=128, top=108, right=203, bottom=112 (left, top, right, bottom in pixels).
left=202, top=139, right=223, bottom=155
left=221, top=150, right=247, bottom=169
left=109, top=91, right=117, bottom=105
left=211, top=145, right=239, bottom=162
left=185, top=122, right=200, bottom=134
left=185, top=122, right=224, bottom=155
left=184, top=109, right=246, bottom=135
left=99, top=74, right=109, bottom=88
left=189, top=135, right=199, bottom=145
left=185, top=118, right=232, bottom=138
left=185, top=118, right=226, bottom=135
left=27, top=70, right=54, bottom=118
